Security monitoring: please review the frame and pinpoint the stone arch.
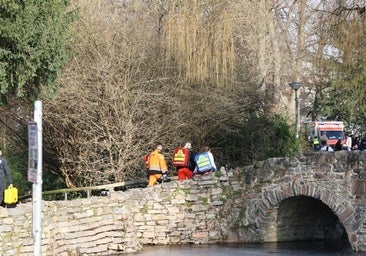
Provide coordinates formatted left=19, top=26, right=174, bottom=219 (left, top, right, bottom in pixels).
left=276, top=196, right=346, bottom=241
left=244, top=177, right=356, bottom=248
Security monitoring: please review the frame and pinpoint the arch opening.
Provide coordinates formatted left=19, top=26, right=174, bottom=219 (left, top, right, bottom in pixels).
left=276, top=196, right=347, bottom=242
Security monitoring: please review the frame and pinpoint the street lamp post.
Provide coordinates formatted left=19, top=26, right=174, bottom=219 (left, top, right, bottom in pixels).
left=289, top=82, right=303, bottom=139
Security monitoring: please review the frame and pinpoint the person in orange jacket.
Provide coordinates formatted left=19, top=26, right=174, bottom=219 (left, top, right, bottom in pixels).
left=147, top=142, right=168, bottom=186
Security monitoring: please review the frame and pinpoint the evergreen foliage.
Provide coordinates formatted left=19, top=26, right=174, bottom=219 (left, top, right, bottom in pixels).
left=0, top=0, right=75, bottom=104
left=217, top=114, right=299, bottom=167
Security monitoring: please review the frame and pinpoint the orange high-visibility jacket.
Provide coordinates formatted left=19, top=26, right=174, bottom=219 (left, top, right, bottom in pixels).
left=148, top=149, right=168, bottom=173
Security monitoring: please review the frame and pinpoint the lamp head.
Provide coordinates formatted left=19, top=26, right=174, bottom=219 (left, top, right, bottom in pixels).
left=289, top=82, right=303, bottom=91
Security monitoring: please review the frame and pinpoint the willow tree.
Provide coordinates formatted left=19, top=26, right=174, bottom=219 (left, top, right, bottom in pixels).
left=162, top=0, right=237, bottom=87
left=324, top=2, right=366, bottom=130
left=292, top=0, right=366, bottom=129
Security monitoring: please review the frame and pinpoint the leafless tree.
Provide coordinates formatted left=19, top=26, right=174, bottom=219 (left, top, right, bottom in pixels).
left=42, top=0, right=260, bottom=187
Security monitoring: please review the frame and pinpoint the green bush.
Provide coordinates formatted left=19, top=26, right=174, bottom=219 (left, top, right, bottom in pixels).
left=217, top=113, right=299, bottom=167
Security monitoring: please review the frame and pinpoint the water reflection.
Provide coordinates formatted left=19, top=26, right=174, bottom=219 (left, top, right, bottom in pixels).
left=131, top=240, right=366, bottom=256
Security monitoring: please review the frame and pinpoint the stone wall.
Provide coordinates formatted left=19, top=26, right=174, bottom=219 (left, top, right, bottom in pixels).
left=1, top=151, right=366, bottom=255
left=0, top=172, right=248, bottom=256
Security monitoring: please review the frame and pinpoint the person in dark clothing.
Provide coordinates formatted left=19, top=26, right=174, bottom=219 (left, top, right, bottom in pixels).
left=352, top=136, right=360, bottom=150
left=0, top=148, right=13, bottom=207
left=359, top=134, right=366, bottom=151
left=186, top=143, right=198, bottom=172
left=334, top=139, right=343, bottom=151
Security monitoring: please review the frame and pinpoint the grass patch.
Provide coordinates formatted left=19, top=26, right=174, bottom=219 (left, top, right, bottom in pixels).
left=140, top=202, right=148, bottom=214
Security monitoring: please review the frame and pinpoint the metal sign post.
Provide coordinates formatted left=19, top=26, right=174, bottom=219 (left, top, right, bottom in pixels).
left=29, top=101, right=43, bottom=256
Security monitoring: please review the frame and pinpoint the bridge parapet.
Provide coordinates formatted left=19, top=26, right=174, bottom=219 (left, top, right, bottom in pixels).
left=0, top=151, right=365, bottom=255
left=243, top=151, right=366, bottom=251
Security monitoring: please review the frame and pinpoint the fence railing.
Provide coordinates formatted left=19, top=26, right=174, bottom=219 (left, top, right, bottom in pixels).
left=18, top=180, right=147, bottom=202
left=18, top=176, right=177, bottom=202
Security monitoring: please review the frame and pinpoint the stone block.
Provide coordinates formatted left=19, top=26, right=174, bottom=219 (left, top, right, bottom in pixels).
left=167, top=206, right=180, bottom=214
left=152, top=213, right=167, bottom=221
left=171, top=198, right=187, bottom=204
left=142, top=231, right=156, bottom=238
left=351, top=180, right=366, bottom=195
left=211, top=200, right=224, bottom=206
left=2, top=217, right=14, bottom=225
left=0, top=208, right=9, bottom=218
left=192, top=231, right=209, bottom=239
left=186, top=194, right=198, bottom=202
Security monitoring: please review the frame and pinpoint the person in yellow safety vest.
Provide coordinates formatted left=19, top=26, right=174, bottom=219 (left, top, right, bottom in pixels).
left=147, top=142, right=168, bottom=186
left=313, top=136, right=320, bottom=151
left=194, top=146, right=217, bottom=175
left=204, top=146, right=217, bottom=172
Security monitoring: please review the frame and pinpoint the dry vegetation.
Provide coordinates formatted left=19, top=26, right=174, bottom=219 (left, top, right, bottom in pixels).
left=42, top=0, right=262, bottom=187
left=2, top=0, right=362, bottom=188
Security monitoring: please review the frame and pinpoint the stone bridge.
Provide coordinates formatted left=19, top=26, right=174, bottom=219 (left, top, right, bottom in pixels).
left=1, top=151, right=365, bottom=255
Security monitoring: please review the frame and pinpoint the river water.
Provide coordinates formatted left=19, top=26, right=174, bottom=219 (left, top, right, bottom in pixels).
left=131, top=239, right=366, bottom=256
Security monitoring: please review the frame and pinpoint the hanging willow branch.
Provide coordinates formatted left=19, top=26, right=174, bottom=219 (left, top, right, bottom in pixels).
left=162, top=0, right=236, bottom=87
